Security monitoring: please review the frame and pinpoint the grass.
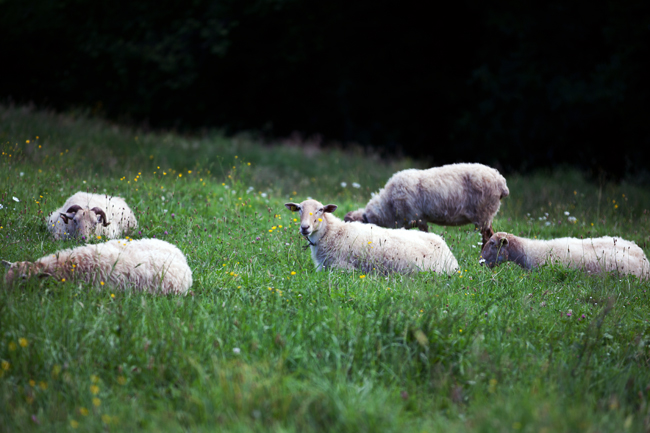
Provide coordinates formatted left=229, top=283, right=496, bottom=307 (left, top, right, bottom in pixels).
left=1, top=104, right=650, bottom=432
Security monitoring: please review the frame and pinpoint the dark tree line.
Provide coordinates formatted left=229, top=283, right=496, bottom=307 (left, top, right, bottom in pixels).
left=1, top=0, right=649, bottom=176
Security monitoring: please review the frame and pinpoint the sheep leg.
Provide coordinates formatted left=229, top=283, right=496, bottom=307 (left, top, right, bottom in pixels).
left=417, top=221, right=429, bottom=232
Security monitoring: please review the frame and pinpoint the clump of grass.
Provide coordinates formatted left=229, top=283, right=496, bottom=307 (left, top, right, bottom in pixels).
left=1, top=105, right=650, bottom=432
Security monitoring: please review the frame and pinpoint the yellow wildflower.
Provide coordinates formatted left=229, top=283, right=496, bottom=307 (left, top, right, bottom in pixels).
left=70, top=420, right=79, bottom=429
left=92, top=398, right=101, bottom=407
left=79, top=407, right=89, bottom=416
left=19, top=338, right=28, bottom=347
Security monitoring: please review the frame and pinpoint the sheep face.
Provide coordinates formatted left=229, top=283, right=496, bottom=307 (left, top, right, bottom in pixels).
left=285, top=200, right=337, bottom=238
left=480, top=233, right=511, bottom=268
left=59, top=206, right=110, bottom=238
left=2, top=261, right=48, bottom=286
left=344, top=209, right=366, bottom=223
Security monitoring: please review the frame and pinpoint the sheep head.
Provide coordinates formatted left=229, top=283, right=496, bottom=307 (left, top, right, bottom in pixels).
left=479, top=232, right=512, bottom=268
left=344, top=209, right=368, bottom=223
left=285, top=199, right=337, bottom=238
left=2, top=260, right=50, bottom=287
left=59, top=205, right=110, bottom=238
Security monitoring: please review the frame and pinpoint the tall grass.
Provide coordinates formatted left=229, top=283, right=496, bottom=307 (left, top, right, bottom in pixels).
left=1, top=105, right=649, bottom=432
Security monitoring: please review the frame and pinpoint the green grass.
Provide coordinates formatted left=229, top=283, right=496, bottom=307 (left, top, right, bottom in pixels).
left=1, top=104, right=650, bottom=432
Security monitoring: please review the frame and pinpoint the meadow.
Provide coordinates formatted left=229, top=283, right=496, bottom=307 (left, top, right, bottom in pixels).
left=1, top=104, right=649, bottom=432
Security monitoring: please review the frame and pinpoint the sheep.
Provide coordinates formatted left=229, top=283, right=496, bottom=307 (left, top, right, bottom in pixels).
left=285, top=199, right=459, bottom=275
left=2, top=238, right=192, bottom=294
left=344, top=163, right=509, bottom=246
left=480, top=232, right=650, bottom=280
left=48, top=192, right=138, bottom=240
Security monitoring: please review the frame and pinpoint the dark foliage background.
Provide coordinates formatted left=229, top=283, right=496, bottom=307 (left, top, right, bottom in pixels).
left=1, top=0, right=649, bottom=176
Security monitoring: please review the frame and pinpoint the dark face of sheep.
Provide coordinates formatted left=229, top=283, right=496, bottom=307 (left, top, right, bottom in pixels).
left=480, top=233, right=510, bottom=268
left=59, top=206, right=110, bottom=238
left=285, top=200, right=338, bottom=237
left=344, top=209, right=368, bottom=223
left=2, top=260, right=49, bottom=287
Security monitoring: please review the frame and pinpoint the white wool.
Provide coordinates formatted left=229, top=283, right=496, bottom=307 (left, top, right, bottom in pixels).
left=4, top=239, right=192, bottom=294
left=345, top=163, right=509, bottom=244
left=481, top=232, right=650, bottom=280
left=286, top=199, right=458, bottom=275
left=48, top=192, right=138, bottom=240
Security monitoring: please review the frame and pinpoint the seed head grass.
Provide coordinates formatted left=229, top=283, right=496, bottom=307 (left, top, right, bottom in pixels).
left=0, top=105, right=649, bottom=431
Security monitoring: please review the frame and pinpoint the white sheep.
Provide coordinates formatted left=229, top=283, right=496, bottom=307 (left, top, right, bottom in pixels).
left=2, top=238, right=192, bottom=294
left=480, top=232, right=650, bottom=280
left=285, top=199, right=459, bottom=274
left=344, top=163, right=509, bottom=246
left=48, top=192, right=138, bottom=240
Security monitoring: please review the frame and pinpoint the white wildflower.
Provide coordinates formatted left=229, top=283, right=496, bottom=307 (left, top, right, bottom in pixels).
left=479, top=258, right=486, bottom=264
left=545, top=221, right=551, bottom=226
left=163, top=209, right=168, bottom=213
left=12, top=197, right=19, bottom=202
left=340, top=182, right=347, bottom=188
left=161, top=196, right=165, bottom=201
left=20, top=172, right=24, bottom=177
left=233, top=348, right=241, bottom=355
left=261, top=193, right=267, bottom=198
left=0, top=204, right=3, bottom=210
left=568, top=216, right=577, bottom=223
left=352, top=182, right=361, bottom=188
left=564, top=211, right=570, bottom=216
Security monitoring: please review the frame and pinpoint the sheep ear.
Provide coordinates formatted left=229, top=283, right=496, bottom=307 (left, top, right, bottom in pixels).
left=285, top=203, right=300, bottom=212
left=60, top=213, right=71, bottom=224
left=323, top=204, right=337, bottom=213
left=500, top=237, right=509, bottom=246
left=1, top=260, right=13, bottom=269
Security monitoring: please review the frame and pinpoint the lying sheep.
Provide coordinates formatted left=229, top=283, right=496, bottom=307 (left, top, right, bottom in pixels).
left=48, top=192, right=138, bottom=240
left=480, top=232, right=650, bottom=279
left=2, top=238, right=192, bottom=294
left=285, top=199, right=459, bottom=274
left=344, top=163, right=509, bottom=246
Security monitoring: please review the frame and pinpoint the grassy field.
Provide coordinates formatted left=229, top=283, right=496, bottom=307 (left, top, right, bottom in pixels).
left=1, top=104, right=650, bottom=432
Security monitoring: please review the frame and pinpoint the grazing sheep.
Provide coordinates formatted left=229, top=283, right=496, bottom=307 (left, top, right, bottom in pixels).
left=48, top=192, right=138, bottom=240
left=480, top=232, right=650, bottom=279
left=285, top=199, right=459, bottom=274
left=344, top=163, right=509, bottom=246
left=2, top=238, right=192, bottom=294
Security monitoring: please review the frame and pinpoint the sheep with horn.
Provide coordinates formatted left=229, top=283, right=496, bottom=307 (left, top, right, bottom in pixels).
left=48, top=192, right=138, bottom=240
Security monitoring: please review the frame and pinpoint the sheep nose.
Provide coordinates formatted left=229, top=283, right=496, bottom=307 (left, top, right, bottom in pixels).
left=300, top=224, right=310, bottom=234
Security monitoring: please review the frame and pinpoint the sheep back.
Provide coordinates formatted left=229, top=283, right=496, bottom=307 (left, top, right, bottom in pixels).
left=364, top=163, right=508, bottom=231
left=10, top=238, right=192, bottom=294
left=315, top=214, right=459, bottom=275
